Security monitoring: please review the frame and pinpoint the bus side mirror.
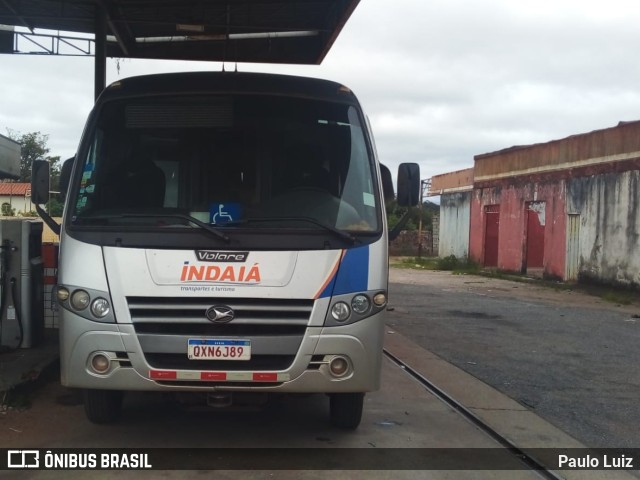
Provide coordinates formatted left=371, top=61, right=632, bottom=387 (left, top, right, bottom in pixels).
left=397, top=163, right=420, bottom=207
left=31, top=160, right=50, bottom=205
left=59, top=157, right=75, bottom=200
left=380, top=164, right=394, bottom=202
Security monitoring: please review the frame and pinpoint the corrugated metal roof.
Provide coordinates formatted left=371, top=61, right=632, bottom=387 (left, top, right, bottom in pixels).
left=475, top=120, right=640, bottom=181
left=0, top=0, right=360, bottom=65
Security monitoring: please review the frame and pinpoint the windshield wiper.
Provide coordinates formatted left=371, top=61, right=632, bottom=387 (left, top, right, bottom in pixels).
left=226, top=216, right=356, bottom=244
left=75, top=212, right=230, bottom=243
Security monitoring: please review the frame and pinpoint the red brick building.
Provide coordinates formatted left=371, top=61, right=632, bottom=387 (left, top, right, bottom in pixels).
left=431, top=120, right=640, bottom=286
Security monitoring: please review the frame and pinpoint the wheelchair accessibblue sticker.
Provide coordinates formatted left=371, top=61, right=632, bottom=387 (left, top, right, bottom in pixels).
left=209, top=203, right=242, bottom=225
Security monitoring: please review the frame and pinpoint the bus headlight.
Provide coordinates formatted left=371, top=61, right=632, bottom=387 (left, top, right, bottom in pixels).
left=351, top=294, right=370, bottom=315
left=373, top=292, right=387, bottom=307
left=90, top=353, right=111, bottom=374
left=331, top=302, right=351, bottom=322
left=329, top=356, right=351, bottom=377
left=91, top=298, right=111, bottom=318
left=70, top=290, right=90, bottom=310
left=56, top=286, right=70, bottom=302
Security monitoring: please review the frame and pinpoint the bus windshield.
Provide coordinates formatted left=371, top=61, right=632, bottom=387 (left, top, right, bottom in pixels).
left=70, top=94, right=380, bottom=234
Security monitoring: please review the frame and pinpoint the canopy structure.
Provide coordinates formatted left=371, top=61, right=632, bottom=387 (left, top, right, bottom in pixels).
left=0, top=0, right=360, bottom=96
left=0, top=133, right=20, bottom=180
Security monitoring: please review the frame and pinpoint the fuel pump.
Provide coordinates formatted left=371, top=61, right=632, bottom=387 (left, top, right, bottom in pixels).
left=0, top=219, right=44, bottom=350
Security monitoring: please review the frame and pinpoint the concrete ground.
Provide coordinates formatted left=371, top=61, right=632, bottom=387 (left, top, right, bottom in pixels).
left=387, top=267, right=640, bottom=449
left=1, top=268, right=639, bottom=478
left=0, top=329, right=58, bottom=393
left=1, top=351, right=549, bottom=479
left=3, top=324, right=638, bottom=479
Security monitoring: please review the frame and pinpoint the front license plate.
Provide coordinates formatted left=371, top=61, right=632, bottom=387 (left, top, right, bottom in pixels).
left=188, top=339, right=251, bottom=360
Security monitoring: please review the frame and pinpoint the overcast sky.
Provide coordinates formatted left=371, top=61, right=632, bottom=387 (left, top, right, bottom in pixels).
left=2, top=0, right=640, bottom=184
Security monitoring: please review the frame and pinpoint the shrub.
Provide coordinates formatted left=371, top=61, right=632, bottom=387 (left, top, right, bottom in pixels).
left=436, top=255, right=459, bottom=270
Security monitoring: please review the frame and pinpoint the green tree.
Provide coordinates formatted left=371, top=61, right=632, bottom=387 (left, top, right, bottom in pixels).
left=46, top=197, right=64, bottom=216
left=385, top=198, right=434, bottom=232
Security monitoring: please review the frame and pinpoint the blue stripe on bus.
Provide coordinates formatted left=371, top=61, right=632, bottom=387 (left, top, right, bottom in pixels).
left=318, top=273, right=337, bottom=299
left=317, top=246, right=370, bottom=298
left=332, top=245, right=369, bottom=295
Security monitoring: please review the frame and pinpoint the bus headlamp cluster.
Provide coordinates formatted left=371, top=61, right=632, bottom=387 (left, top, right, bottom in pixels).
left=70, top=289, right=90, bottom=310
left=351, top=294, right=371, bottom=314
left=331, top=302, right=351, bottom=322
left=57, top=285, right=115, bottom=323
left=326, top=291, right=387, bottom=326
left=91, top=298, right=111, bottom=318
left=331, top=294, right=373, bottom=322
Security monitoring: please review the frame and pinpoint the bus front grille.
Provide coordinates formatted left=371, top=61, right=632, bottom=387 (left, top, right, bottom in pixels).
left=126, top=296, right=314, bottom=372
left=126, top=297, right=314, bottom=325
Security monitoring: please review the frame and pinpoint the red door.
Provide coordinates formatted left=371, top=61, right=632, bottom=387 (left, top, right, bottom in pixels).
left=526, top=202, right=545, bottom=269
left=484, top=205, right=500, bottom=267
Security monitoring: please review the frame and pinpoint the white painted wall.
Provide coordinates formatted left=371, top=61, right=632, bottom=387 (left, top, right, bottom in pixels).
left=438, top=191, right=471, bottom=259
left=0, top=195, right=33, bottom=215
left=567, top=170, right=640, bottom=287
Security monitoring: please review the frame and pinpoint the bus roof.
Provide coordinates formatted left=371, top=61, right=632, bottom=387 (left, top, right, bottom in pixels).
left=100, top=71, right=359, bottom=104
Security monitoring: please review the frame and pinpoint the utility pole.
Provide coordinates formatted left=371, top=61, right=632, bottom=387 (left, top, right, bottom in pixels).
left=417, top=179, right=431, bottom=258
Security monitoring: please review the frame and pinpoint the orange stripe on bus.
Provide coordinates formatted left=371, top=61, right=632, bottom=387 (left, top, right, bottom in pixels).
left=313, top=250, right=345, bottom=299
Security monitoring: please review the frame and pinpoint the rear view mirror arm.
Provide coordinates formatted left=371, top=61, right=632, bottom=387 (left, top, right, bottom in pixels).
left=35, top=203, right=61, bottom=235
left=31, top=159, right=61, bottom=235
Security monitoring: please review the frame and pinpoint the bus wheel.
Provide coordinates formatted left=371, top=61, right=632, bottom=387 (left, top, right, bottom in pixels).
left=329, top=392, right=364, bottom=429
left=83, top=389, right=123, bottom=424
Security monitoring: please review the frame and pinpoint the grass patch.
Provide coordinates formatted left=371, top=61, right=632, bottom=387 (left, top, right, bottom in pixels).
left=436, top=255, right=481, bottom=274
left=600, top=290, right=635, bottom=305
left=436, top=255, right=459, bottom=270
left=390, top=255, right=480, bottom=274
left=391, top=256, right=439, bottom=270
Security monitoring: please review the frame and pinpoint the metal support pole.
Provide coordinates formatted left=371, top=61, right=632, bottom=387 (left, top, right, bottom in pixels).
left=94, top=6, right=107, bottom=101
left=417, top=180, right=425, bottom=258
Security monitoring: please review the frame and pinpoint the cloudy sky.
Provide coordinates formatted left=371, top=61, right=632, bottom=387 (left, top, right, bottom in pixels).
left=2, top=0, right=640, bottom=184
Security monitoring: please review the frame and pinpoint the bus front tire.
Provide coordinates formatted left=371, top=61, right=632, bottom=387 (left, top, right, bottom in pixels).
left=83, top=389, right=123, bottom=424
left=329, top=392, right=364, bottom=429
